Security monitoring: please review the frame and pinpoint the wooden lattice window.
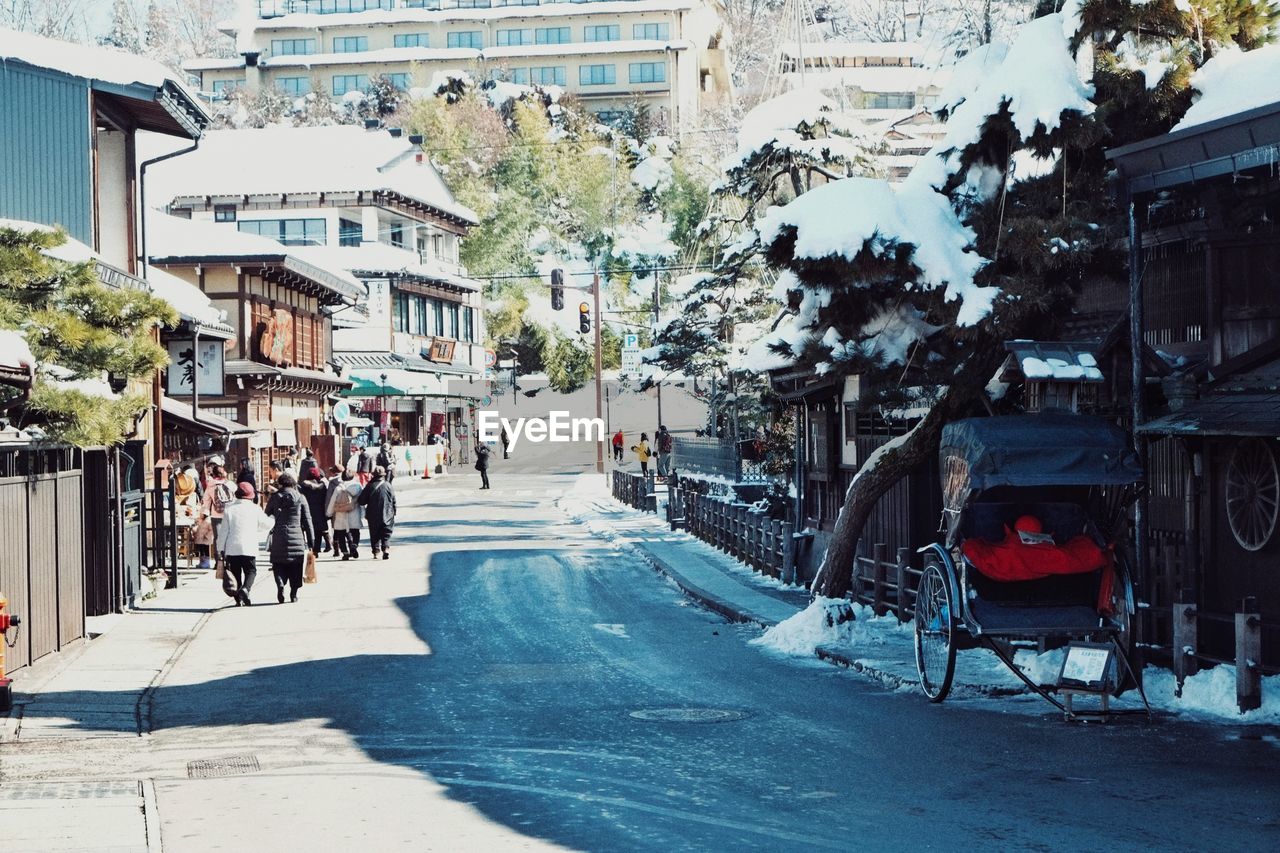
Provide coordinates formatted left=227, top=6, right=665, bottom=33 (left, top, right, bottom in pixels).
left=1226, top=438, right=1279, bottom=552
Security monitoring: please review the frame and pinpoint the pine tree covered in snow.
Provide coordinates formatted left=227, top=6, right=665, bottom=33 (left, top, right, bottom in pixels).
left=0, top=225, right=175, bottom=446
left=99, top=0, right=143, bottom=52
left=754, top=0, right=1277, bottom=598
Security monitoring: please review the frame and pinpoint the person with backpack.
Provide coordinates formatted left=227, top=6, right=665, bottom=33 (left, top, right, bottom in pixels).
left=200, top=464, right=234, bottom=568
left=376, top=441, right=397, bottom=481
left=631, top=433, right=652, bottom=476
left=326, top=469, right=364, bottom=560
left=358, top=466, right=396, bottom=559
left=656, top=425, right=674, bottom=478
left=475, top=442, right=492, bottom=489
left=611, top=430, right=624, bottom=463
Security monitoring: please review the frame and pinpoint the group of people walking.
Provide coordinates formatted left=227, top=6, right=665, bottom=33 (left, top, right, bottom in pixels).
left=613, top=425, right=674, bottom=478
left=197, top=454, right=398, bottom=608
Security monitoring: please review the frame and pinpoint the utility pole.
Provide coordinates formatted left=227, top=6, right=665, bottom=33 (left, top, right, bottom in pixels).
left=593, top=271, right=604, bottom=475
left=653, top=270, right=663, bottom=433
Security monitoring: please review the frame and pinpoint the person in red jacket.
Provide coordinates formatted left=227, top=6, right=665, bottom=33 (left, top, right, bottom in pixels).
left=611, top=430, right=624, bottom=463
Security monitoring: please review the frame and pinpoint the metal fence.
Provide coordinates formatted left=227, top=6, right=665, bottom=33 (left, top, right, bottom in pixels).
left=670, top=436, right=774, bottom=484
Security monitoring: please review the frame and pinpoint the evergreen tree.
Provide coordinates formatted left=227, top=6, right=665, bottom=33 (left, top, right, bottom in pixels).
left=99, top=0, right=142, bottom=52
left=0, top=225, right=175, bottom=446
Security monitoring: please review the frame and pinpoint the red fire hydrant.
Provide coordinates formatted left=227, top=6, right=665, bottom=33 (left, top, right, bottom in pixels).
left=0, top=591, right=20, bottom=712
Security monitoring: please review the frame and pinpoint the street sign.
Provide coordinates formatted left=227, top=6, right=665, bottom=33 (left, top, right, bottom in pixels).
left=621, top=332, right=641, bottom=376
left=484, top=348, right=497, bottom=368
left=332, top=400, right=351, bottom=424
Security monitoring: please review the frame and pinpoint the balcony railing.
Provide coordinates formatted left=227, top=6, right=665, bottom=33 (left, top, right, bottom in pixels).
left=257, top=0, right=624, bottom=17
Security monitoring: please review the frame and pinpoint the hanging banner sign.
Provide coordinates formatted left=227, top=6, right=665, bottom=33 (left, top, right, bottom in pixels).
left=166, top=338, right=225, bottom=397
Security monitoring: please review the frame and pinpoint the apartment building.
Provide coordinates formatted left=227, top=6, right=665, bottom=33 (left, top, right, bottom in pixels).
left=185, top=0, right=730, bottom=132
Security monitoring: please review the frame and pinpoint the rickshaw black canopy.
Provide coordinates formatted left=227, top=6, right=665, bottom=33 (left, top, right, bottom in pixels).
left=940, top=413, right=1143, bottom=512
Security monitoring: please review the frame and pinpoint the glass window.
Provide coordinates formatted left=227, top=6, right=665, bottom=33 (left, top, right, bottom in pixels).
left=530, top=66, right=566, bottom=86
left=276, top=77, right=310, bottom=95
left=633, top=23, right=670, bottom=40
left=338, top=218, right=361, bottom=247
left=214, top=205, right=237, bottom=222
left=583, top=25, right=620, bottom=42
left=210, top=79, right=243, bottom=98
left=271, top=38, right=315, bottom=56
left=390, top=222, right=405, bottom=248
left=535, top=26, right=570, bottom=44
left=579, top=64, right=616, bottom=86
left=446, top=31, right=483, bottom=49
left=496, top=29, right=532, bottom=46
left=493, top=67, right=529, bottom=84
left=332, top=74, right=368, bottom=95
left=332, top=36, right=368, bottom=53
left=387, top=72, right=412, bottom=90
left=461, top=306, right=475, bottom=343
left=432, top=300, right=445, bottom=337
left=867, top=93, right=915, bottom=109
left=393, top=32, right=429, bottom=48
left=408, top=294, right=424, bottom=337
left=392, top=292, right=408, bottom=333
left=237, top=218, right=326, bottom=246
left=629, top=62, right=666, bottom=84
left=447, top=304, right=460, bottom=339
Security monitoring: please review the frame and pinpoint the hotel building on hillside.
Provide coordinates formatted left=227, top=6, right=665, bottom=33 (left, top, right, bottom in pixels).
left=184, top=0, right=731, bottom=132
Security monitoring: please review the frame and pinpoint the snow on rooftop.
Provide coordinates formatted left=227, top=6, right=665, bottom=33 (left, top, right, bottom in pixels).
left=755, top=176, right=995, bottom=326
left=1174, top=42, right=1280, bottom=132
left=0, top=26, right=182, bottom=91
left=0, top=329, right=34, bottom=370
left=146, top=126, right=477, bottom=224
left=779, top=65, right=943, bottom=95
left=779, top=41, right=925, bottom=59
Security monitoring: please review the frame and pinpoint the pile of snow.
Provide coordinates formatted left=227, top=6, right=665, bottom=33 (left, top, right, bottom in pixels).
left=1175, top=42, right=1280, bottom=131
left=753, top=600, right=907, bottom=656
left=146, top=266, right=226, bottom=328
left=1143, top=664, right=1280, bottom=725
left=724, top=89, right=868, bottom=173
left=44, top=376, right=118, bottom=400
left=1114, top=35, right=1176, bottom=91
left=0, top=329, right=34, bottom=369
left=1021, top=352, right=1102, bottom=381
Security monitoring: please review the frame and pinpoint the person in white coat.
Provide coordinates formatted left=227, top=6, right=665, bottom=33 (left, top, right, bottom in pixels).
left=326, top=470, right=364, bottom=560
left=215, top=482, right=273, bottom=606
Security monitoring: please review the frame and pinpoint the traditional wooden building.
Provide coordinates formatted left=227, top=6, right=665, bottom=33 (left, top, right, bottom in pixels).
left=1110, top=92, right=1280, bottom=669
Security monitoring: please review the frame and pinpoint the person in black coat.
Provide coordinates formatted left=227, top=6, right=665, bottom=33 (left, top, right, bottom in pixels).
left=475, top=443, right=491, bottom=489
left=236, top=458, right=257, bottom=492
left=265, top=471, right=314, bottom=603
left=298, top=463, right=331, bottom=556
left=358, top=466, right=396, bottom=560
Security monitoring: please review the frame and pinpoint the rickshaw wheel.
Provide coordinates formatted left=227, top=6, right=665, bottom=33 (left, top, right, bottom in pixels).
left=914, top=556, right=957, bottom=702
left=1108, top=556, right=1139, bottom=696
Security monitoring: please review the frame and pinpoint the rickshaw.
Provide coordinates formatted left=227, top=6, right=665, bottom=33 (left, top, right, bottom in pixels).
left=914, top=413, right=1147, bottom=710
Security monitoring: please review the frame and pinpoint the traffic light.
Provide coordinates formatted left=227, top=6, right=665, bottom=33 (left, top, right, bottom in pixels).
left=550, top=268, right=565, bottom=311
left=578, top=301, right=591, bottom=334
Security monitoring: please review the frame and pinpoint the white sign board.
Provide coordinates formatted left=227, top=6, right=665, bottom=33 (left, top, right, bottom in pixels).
left=166, top=339, right=224, bottom=397
left=620, top=333, right=641, bottom=376
left=1057, top=643, right=1114, bottom=689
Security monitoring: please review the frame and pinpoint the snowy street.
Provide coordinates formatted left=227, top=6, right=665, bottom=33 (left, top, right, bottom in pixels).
left=4, top=447, right=1279, bottom=852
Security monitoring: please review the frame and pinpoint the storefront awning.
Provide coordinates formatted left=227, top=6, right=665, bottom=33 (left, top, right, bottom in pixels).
left=342, top=368, right=446, bottom=398
left=161, top=396, right=253, bottom=436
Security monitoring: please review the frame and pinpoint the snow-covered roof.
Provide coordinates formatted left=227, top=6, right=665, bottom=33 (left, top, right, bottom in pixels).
left=0, top=329, right=34, bottom=371
left=295, top=244, right=480, bottom=293
left=149, top=126, right=477, bottom=225
left=0, top=27, right=209, bottom=135
left=0, top=217, right=229, bottom=331
left=1003, top=341, right=1103, bottom=383
left=229, top=0, right=701, bottom=33
left=148, top=213, right=367, bottom=303
left=1174, top=42, right=1280, bottom=132
left=779, top=65, right=945, bottom=94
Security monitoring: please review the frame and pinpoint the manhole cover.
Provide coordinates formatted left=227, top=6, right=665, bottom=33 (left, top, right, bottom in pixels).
left=629, top=708, right=748, bottom=723
left=187, top=755, right=261, bottom=779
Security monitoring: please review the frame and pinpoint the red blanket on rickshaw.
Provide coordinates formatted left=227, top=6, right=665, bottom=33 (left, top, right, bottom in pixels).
left=961, top=522, right=1109, bottom=583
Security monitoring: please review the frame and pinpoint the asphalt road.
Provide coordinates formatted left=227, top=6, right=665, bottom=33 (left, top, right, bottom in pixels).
left=10, top=443, right=1279, bottom=852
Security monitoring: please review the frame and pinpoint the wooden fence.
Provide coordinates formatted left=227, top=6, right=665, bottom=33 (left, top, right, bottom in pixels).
left=671, top=485, right=795, bottom=579
left=851, top=544, right=922, bottom=622
left=611, top=469, right=655, bottom=512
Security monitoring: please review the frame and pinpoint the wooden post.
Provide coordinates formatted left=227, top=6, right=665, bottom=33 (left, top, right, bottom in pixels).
left=771, top=519, right=783, bottom=576
left=782, top=521, right=796, bottom=585
left=895, top=547, right=911, bottom=622
left=872, top=543, right=888, bottom=616
left=1173, top=602, right=1199, bottom=690
left=1236, top=597, right=1262, bottom=713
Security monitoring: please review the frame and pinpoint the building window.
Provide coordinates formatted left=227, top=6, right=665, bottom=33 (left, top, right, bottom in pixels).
left=867, top=92, right=915, bottom=109
left=432, top=300, right=445, bottom=337
left=633, top=23, right=670, bottom=41
left=393, top=32, right=429, bottom=48
left=271, top=38, right=315, bottom=56
left=530, top=66, right=566, bottom=86
left=389, top=222, right=405, bottom=248
left=214, top=205, right=237, bottom=222
left=447, top=31, right=483, bottom=49
left=447, top=304, right=460, bottom=339
left=387, top=72, right=412, bottom=90
left=583, top=25, right=620, bottom=42
left=332, top=74, right=368, bottom=96
left=535, top=26, right=570, bottom=44
left=338, top=218, right=361, bottom=247
left=492, top=67, right=529, bottom=84
left=579, top=64, right=616, bottom=86
left=210, top=79, right=243, bottom=98
left=276, top=77, right=310, bottom=95
left=453, top=0, right=492, bottom=7
left=496, top=29, right=532, bottom=46
left=629, top=62, right=666, bottom=84
left=461, top=306, right=475, bottom=343
left=237, top=218, right=326, bottom=246
left=332, top=36, right=368, bottom=53
left=392, top=291, right=408, bottom=333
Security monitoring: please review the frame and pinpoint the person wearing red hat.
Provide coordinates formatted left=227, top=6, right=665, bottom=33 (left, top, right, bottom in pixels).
left=216, top=482, right=272, bottom=606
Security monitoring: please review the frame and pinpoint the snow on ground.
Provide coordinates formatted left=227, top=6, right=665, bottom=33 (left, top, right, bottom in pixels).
left=1175, top=42, right=1280, bottom=131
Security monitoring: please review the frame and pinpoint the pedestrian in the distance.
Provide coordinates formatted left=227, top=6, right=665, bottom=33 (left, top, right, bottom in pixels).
left=611, top=430, right=624, bottom=463
left=358, top=466, right=396, bottom=560
left=265, top=471, right=314, bottom=603
left=632, top=433, right=652, bottom=476
left=323, top=465, right=343, bottom=555
left=200, top=464, right=234, bottom=568
left=500, top=427, right=511, bottom=459
left=236, top=458, right=257, bottom=492
left=327, top=470, right=363, bottom=560
left=357, top=442, right=377, bottom=486
left=299, top=463, right=332, bottom=557
left=475, top=442, right=492, bottom=489
left=656, top=425, right=673, bottom=478
left=216, top=482, right=271, bottom=606
left=377, top=441, right=397, bottom=481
